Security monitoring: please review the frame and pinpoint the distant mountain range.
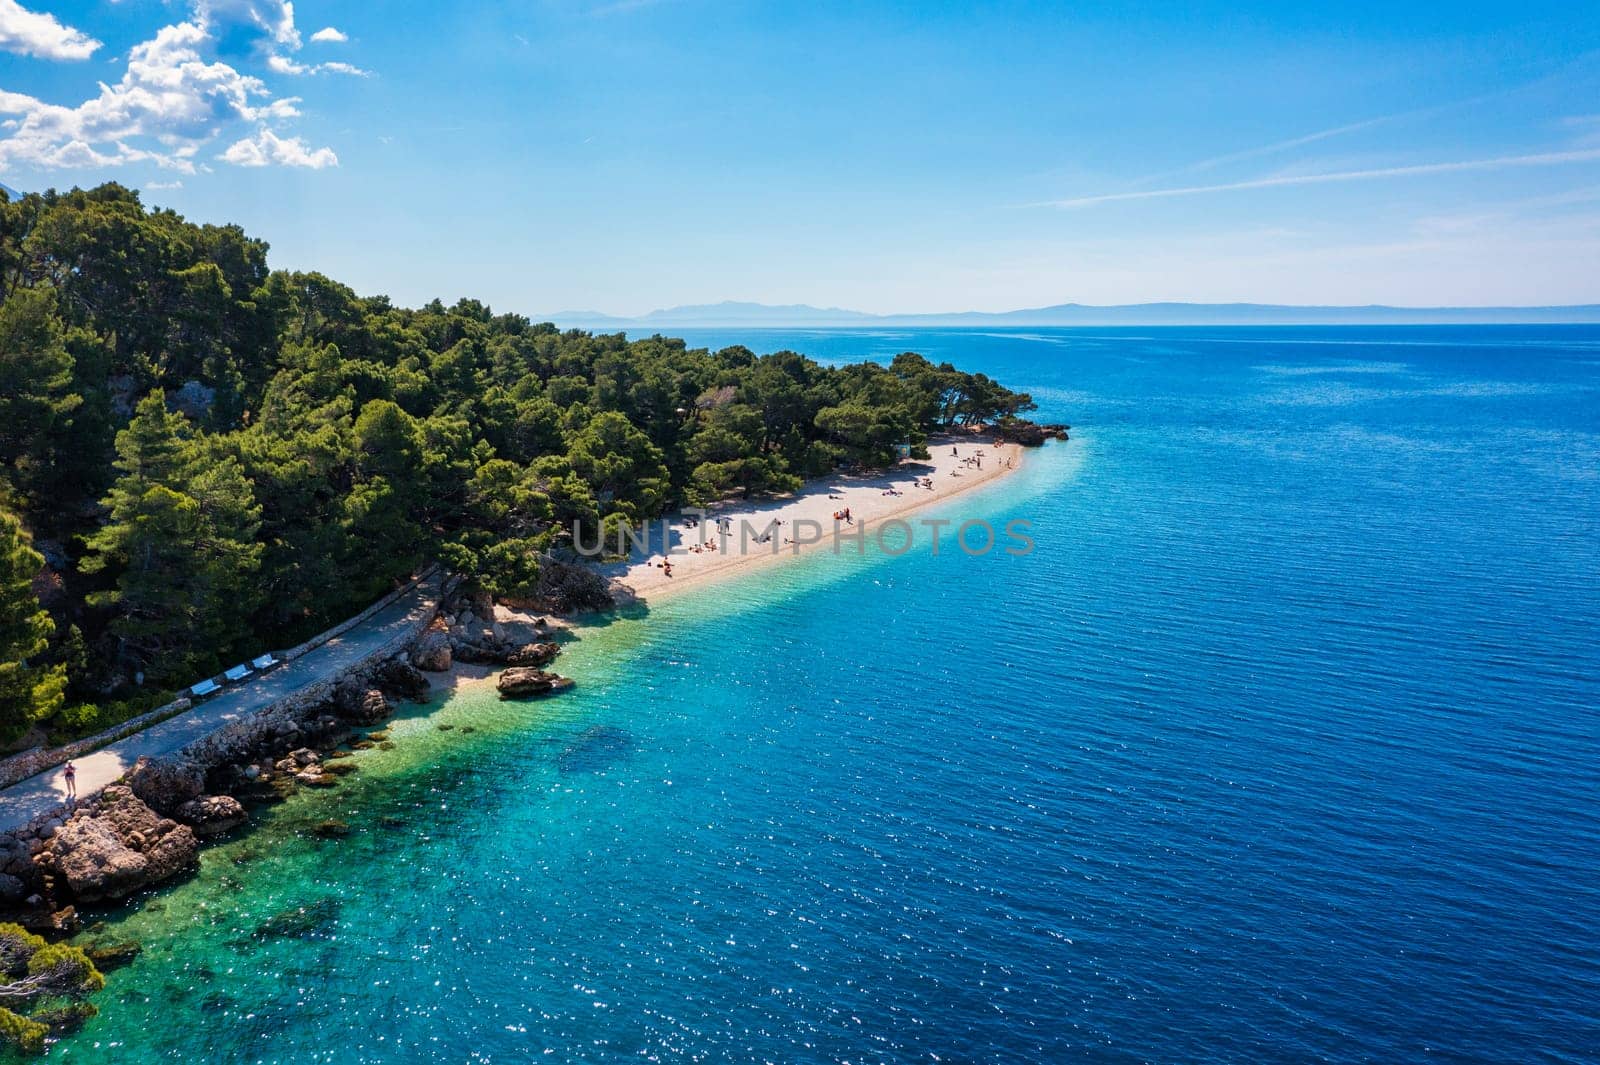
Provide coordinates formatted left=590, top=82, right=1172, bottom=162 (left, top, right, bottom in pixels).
left=549, top=299, right=1600, bottom=328
left=0, top=181, right=22, bottom=202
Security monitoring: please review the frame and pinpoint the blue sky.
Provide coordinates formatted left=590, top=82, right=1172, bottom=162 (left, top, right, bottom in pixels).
left=2, top=1, right=1598, bottom=313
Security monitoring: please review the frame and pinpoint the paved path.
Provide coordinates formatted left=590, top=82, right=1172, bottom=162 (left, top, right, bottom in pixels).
left=0, top=575, right=440, bottom=833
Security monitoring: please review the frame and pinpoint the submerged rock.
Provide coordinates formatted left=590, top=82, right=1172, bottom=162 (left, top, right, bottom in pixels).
left=84, top=940, right=142, bottom=971
left=496, top=667, right=574, bottom=700
left=310, top=819, right=350, bottom=839
left=557, top=725, right=635, bottom=774
left=253, top=897, right=342, bottom=940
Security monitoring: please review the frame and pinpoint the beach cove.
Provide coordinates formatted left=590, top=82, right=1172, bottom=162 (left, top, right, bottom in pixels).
left=605, top=434, right=1028, bottom=604
left=32, top=326, right=1600, bottom=1064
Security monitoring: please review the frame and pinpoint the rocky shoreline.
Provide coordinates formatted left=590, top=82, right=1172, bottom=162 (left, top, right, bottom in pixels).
left=0, top=585, right=575, bottom=934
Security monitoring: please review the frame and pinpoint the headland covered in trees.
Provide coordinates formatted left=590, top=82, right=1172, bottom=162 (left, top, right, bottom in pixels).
left=0, top=183, right=1045, bottom=752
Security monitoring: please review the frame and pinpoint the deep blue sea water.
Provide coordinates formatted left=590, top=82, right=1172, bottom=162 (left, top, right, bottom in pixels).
left=57, top=327, right=1600, bottom=1063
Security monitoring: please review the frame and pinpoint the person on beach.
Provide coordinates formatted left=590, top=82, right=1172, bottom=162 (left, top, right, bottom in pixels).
left=63, top=762, right=76, bottom=798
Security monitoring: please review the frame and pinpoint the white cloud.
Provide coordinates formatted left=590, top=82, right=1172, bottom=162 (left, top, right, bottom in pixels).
left=0, top=0, right=359, bottom=173
left=268, top=52, right=367, bottom=76
left=147, top=179, right=184, bottom=189
left=310, top=26, right=346, bottom=43
left=220, top=127, right=336, bottom=168
left=197, top=0, right=300, bottom=49
left=0, top=0, right=101, bottom=60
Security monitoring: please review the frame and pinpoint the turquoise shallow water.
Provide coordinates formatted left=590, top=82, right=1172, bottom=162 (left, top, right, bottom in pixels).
left=52, top=327, right=1600, bottom=1063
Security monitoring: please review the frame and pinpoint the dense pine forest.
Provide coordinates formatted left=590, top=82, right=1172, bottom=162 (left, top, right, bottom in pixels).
left=0, top=184, right=1036, bottom=746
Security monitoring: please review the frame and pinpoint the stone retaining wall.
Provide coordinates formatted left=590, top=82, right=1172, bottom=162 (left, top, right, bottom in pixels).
left=0, top=582, right=442, bottom=856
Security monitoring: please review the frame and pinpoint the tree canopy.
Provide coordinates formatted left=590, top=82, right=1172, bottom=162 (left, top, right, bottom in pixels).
left=0, top=183, right=1036, bottom=739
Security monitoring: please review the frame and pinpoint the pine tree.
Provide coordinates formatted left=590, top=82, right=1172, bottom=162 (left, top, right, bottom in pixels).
left=81, top=394, right=263, bottom=683
left=0, top=508, right=66, bottom=740
left=0, top=285, right=80, bottom=473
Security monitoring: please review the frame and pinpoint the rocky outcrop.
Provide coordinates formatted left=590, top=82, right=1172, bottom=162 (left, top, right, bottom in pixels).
left=500, top=558, right=615, bottom=614
left=496, top=667, right=574, bottom=699
left=41, top=787, right=197, bottom=903
left=410, top=631, right=452, bottom=672
left=174, top=795, right=247, bottom=838
left=126, top=755, right=207, bottom=817
left=991, top=421, right=1069, bottom=446
left=507, top=641, right=560, bottom=668
left=0, top=581, right=445, bottom=918
left=276, top=748, right=338, bottom=788
left=452, top=634, right=561, bottom=668
left=372, top=656, right=431, bottom=702
left=0, top=834, right=37, bottom=889
left=334, top=679, right=393, bottom=726
left=169, top=380, right=216, bottom=420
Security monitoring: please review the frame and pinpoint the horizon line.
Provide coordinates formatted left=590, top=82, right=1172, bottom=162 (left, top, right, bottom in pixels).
left=544, top=298, right=1600, bottom=323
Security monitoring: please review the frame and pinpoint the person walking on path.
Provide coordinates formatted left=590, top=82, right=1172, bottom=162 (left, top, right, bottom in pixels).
left=63, top=762, right=77, bottom=799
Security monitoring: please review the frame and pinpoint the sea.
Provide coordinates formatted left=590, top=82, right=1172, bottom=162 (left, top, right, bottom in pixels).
left=51, top=327, right=1600, bottom=1064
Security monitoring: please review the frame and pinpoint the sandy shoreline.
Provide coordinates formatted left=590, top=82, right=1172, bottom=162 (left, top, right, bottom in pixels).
left=602, top=434, right=1026, bottom=605
left=429, top=434, right=1028, bottom=694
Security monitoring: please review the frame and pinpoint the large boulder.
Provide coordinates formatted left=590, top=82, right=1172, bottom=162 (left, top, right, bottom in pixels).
left=507, top=641, right=560, bottom=668
left=0, top=835, right=35, bottom=879
left=373, top=656, right=431, bottom=702
left=463, top=585, right=495, bottom=623
left=335, top=678, right=392, bottom=726
left=409, top=631, right=452, bottom=672
left=496, top=668, right=574, bottom=700
left=126, top=755, right=207, bottom=817
left=353, top=688, right=391, bottom=726
left=450, top=636, right=514, bottom=665
left=503, top=558, right=614, bottom=614
left=174, top=795, right=247, bottom=838
left=45, top=786, right=197, bottom=903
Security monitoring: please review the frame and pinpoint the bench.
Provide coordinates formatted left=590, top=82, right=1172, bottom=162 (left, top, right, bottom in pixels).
left=190, top=679, right=221, bottom=698
left=222, top=664, right=252, bottom=683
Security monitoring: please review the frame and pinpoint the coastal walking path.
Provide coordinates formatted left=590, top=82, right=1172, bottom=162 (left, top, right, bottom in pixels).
left=0, top=575, right=441, bottom=834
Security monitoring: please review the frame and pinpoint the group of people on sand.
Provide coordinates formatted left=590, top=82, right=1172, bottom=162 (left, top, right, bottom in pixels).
left=643, top=443, right=1014, bottom=580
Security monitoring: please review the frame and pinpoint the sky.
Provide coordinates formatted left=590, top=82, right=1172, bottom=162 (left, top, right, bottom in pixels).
left=1, top=0, right=1599, bottom=314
